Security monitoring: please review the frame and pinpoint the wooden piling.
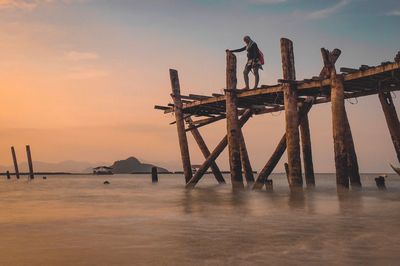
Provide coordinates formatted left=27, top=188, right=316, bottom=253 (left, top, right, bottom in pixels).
left=321, top=48, right=349, bottom=188
left=187, top=118, right=225, bottom=184
left=253, top=98, right=314, bottom=189
left=151, top=167, right=158, bottom=183
left=378, top=90, right=400, bottom=162
left=344, top=114, right=362, bottom=187
left=284, top=162, right=290, bottom=184
left=6, top=171, right=11, bottom=180
left=186, top=110, right=253, bottom=188
left=280, top=38, right=303, bottom=188
left=11, top=146, right=20, bottom=179
left=239, top=131, right=255, bottom=184
left=300, top=114, right=315, bottom=187
left=26, top=145, right=34, bottom=179
left=226, top=51, right=244, bottom=189
left=170, top=69, right=193, bottom=183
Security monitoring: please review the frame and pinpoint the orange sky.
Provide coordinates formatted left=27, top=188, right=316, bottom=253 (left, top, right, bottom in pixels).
left=0, top=0, right=399, bottom=172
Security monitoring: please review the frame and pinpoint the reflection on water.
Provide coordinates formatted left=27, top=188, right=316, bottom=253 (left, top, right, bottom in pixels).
left=0, top=174, right=399, bottom=265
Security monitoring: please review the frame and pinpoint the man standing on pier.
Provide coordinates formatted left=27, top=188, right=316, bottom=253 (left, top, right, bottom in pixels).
left=226, top=36, right=263, bottom=90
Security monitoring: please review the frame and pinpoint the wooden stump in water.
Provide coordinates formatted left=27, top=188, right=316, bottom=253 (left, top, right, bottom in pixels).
left=6, top=171, right=11, bottom=180
left=151, top=167, right=158, bottom=183
left=375, top=176, right=386, bottom=190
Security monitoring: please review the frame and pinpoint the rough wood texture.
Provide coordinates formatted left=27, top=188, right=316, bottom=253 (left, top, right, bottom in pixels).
left=170, top=69, right=193, bottom=183
left=151, top=166, right=158, bottom=183
left=187, top=118, right=225, bottom=184
left=379, top=90, right=400, bottom=162
left=253, top=98, right=314, bottom=189
left=26, top=145, right=34, bottom=180
left=239, top=130, right=255, bottom=184
left=322, top=48, right=349, bottom=188
left=11, top=146, right=20, bottom=179
left=281, top=38, right=303, bottom=187
left=300, top=114, right=315, bottom=187
left=226, top=52, right=244, bottom=189
left=343, top=114, right=361, bottom=187
left=186, top=110, right=252, bottom=188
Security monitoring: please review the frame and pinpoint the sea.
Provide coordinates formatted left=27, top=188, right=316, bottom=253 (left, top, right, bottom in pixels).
left=0, top=173, right=399, bottom=266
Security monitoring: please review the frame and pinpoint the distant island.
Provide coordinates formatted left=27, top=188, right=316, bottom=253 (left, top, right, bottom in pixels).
left=106, top=157, right=169, bottom=174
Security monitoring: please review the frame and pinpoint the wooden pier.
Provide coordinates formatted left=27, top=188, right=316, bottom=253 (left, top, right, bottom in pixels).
left=155, top=38, right=400, bottom=190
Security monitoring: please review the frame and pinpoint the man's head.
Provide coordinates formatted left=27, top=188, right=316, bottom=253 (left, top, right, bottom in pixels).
left=243, top=36, right=251, bottom=44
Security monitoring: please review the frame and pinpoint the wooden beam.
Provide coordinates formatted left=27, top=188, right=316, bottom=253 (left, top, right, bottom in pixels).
left=253, top=98, right=314, bottom=189
left=320, top=49, right=341, bottom=78
left=343, top=114, right=361, bottom=187
left=186, top=110, right=253, bottom=188
left=186, top=118, right=226, bottom=184
left=170, top=69, right=193, bottom=183
left=11, top=146, right=20, bottom=179
left=239, top=129, right=255, bottom=184
left=26, top=145, right=34, bottom=180
left=322, top=48, right=349, bottom=188
left=300, top=113, right=315, bottom=187
left=379, top=90, right=400, bottom=162
left=281, top=38, right=303, bottom=188
left=226, top=52, right=244, bottom=189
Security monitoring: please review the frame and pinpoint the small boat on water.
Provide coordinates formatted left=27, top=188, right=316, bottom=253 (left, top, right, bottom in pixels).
left=93, top=166, right=114, bottom=175
left=390, top=164, right=400, bottom=176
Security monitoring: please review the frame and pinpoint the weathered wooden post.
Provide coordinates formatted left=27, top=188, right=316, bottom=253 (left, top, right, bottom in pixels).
left=280, top=38, right=303, bottom=188
left=6, top=171, right=11, bottom=180
left=225, top=51, right=244, bottom=189
left=186, top=118, right=225, bottom=184
left=378, top=90, right=400, bottom=162
left=239, top=131, right=254, bottom=184
left=284, top=162, right=290, bottom=184
left=300, top=114, right=315, bottom=187
left=321, top=48, right=349, bottom=188
left=26, top=145, right=34, bottom=179
left=11, top=146, right=20, bottom=179
left=170, top=69, right=193, bottom=183
left=151, top=166, right=158, bottom=183
left=344, top=115, right=361, bottom=187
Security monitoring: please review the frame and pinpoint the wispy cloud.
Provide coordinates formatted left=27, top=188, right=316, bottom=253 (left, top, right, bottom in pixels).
left=0, top=0, right=82, bottom=10
left=306, top=0, right=350, bottom=20
left=64, top=51, right=99, bottom=61
left=386, top=10, right=400, bottom=16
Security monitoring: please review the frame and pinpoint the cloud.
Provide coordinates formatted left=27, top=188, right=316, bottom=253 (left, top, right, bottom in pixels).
left=0, top=0, right=83, bottom=10
left=64, top=51, right=99, bottom=61
left=386, top=10, right=400, bottom=16
left=306, top=0, right=350, bottom=20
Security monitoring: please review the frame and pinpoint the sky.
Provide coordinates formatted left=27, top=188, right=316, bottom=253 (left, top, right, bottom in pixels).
left=0, top=0, right=399, bottom=172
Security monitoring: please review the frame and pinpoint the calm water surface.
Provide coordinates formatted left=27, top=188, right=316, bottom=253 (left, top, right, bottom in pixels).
left=0, top=174, right=399, bottom=266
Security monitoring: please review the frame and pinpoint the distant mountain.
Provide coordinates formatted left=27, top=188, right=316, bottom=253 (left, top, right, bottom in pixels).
left=110, top=157, right=169, bottom=173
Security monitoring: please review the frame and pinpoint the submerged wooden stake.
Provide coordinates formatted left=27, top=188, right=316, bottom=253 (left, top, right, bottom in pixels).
left=6, top=171, right=11, bottom=180
left=379, top=90, right=400, bottom=163
left=226, top=52, right=243, bottom=189
left=11, top=146, right=20, bottom=179
left=186, top=110, right=253, bottom=188
left=300, top=113, right=315, bottom=187
left=26, top=145, right=34, bottom=180
left=280, top=38, right=303, bottom=188
left=170, top=69, right=193, bottom=183
left=187, top=118, right=225, bottom=184
left=322, top=48, right=349, bottom=188
left=151, top=167, right=158, bottom=183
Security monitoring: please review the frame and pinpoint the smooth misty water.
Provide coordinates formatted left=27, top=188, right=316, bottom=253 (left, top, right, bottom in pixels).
left=0, top=174, right=399, bottom=266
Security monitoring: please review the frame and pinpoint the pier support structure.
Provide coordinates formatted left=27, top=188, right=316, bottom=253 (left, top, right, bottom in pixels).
left=280, top=38, right=303, bottom=188
left=11, top=146, right=20, bottom=179
left=26, top=145, right=34, bottom=179
left=170, top=69, right=193, bottom=183
left=225, top=52, right=244, bottom=189
left=300, top=114, right=315, bottom=187
left=378, top=90, right=400, bottom=163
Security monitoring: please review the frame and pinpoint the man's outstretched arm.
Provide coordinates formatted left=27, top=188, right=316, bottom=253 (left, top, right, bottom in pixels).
left=228, top=46, right=246, bottom=53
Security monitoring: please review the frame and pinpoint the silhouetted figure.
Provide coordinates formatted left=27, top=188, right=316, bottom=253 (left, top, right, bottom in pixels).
left=227, top=36, right=263, bottom=90
left=103, top=180, right=110, bottom=185
left=375, top=175, right=387, bottom=190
